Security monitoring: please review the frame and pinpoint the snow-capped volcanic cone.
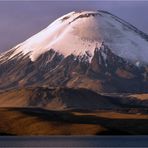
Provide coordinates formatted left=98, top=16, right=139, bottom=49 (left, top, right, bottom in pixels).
left=4, top=10, right=148, bottom=63
left=0, top=10, right=148, bottom=92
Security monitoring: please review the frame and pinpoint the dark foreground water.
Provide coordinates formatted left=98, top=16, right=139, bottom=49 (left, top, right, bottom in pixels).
left=0, top=136, right=148, bottom=147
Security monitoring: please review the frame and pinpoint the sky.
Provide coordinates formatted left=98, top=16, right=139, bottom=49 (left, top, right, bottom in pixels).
left=0, top=1, right=148, bottom=53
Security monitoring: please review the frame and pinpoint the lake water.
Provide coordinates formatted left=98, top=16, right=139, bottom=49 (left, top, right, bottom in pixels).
left=0, top=136, right=148, bottom=147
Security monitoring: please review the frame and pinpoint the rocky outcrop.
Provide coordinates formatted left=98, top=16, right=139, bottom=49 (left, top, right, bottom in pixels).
left=0, top=43, right=148, bottom=93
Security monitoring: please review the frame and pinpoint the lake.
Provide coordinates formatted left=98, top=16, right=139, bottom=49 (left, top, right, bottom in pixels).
left=0, top=136, right=148, bottom=147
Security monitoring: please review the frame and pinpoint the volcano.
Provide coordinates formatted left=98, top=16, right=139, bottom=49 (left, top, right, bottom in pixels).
left=0, top=10, right=148, bottom=93
left=1, top=10, right=148, bottom=136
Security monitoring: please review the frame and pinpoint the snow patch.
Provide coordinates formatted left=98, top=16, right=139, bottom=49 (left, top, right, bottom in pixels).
left=3, top=10, right=148, bottom=64
left=135, top=61, right=140, bottom=67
